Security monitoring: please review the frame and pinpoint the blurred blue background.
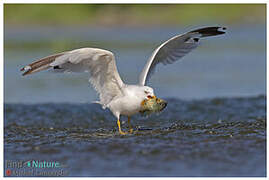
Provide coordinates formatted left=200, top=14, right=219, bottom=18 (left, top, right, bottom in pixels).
left=4, top=4, right=266, bottom=103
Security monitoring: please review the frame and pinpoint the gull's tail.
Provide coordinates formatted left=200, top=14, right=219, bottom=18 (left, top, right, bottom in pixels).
left=20, top=53, right=64, bottom=76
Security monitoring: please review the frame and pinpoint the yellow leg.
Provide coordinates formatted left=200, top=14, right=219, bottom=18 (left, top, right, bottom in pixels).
left=128, top=116, right=133, bottom=133
left=117, top=119, right=127, bottom=135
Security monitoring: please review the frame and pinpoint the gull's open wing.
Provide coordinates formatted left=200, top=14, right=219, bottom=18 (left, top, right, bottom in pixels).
left=138, top=26, right=226, bottom=86
left=20, top=48, right=124, bottom=107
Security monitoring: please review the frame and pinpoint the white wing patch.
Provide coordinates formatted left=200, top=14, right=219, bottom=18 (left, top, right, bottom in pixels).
left=139, top=26, right=226, bottom=86
left=139, top=33, right=199, bottom=85
left=21, top=48, right=124, bottom=108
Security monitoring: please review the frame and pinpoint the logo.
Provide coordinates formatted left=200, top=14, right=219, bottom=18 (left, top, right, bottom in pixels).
left=6, top=169, right=11, bottom=176
left=5, top=160, right=69, bottom=177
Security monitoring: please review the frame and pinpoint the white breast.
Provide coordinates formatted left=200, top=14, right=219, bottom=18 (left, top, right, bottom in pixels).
left=107, top=85, right=145, bottom=117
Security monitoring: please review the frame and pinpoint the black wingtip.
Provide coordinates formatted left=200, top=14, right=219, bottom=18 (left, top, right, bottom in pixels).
left=190, top=26, right=227, bottom=37
left=20, top=66, right=31, bottom=76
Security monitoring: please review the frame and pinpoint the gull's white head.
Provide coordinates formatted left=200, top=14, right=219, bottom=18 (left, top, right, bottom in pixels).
left=127, top=85, right=155, bottom=100
left=142, top=86, right=155, bottom=100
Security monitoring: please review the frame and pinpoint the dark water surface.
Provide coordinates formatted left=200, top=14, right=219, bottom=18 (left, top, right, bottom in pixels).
left=4, top=95, right=266, bottom=176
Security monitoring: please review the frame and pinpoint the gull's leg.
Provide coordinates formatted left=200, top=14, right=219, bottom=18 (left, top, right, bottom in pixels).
left=117, top=118, right=127, bottom=135
left=128, top=116, right=133, bottom=133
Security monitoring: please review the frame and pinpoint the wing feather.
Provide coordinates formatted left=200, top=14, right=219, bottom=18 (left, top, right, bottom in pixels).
left=21, top=48, right=124, bottom=107
left=139, top=26, right=226, bottom=85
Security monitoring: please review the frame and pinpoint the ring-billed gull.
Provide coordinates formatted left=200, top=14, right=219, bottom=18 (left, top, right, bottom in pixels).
left=20, top=26, right=226, bottom=135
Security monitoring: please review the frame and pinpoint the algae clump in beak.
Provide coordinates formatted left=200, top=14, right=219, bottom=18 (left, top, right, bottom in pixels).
left=140, top=97, right=167, bottom=116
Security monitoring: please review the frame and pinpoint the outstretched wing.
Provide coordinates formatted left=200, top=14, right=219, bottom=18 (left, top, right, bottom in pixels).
left=139, top=26, right=226, bottom=86
left=20, top=48, right=124, bottom=107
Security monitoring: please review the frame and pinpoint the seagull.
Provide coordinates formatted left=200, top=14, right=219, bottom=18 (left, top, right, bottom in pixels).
left=20, top=26, right=226, bottom=135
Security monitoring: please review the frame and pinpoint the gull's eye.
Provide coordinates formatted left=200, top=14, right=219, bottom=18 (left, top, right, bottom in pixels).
left=144, top=90, right=149, bottom=94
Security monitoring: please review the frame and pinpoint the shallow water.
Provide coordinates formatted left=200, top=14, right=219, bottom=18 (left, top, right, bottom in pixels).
left=4, top=95, right=266, bottom=176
